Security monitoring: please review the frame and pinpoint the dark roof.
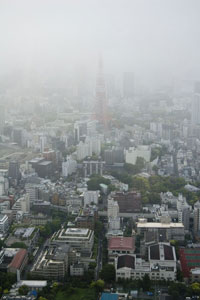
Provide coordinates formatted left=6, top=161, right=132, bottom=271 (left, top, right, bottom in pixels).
left=117, top=255, right=135, bottom=269
left=150, top=244, right=160, bottom=260
left=164, top=245, right=174, bottom=260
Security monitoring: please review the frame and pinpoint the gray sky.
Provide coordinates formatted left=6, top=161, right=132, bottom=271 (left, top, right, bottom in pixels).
left=0, top=0, right=200, bottom=86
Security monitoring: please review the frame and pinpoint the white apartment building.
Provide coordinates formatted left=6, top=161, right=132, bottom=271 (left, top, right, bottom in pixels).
left=125, top=145, right=151, bottom=165
left=12, top=193, right=30, bottom=216
left=107, top=198, right=119, bottom=218
left=76, top=137, right=101, bottom=161
left=84, top=190, right=99, bottom=207
left=62, top=156, right=77, bottom=177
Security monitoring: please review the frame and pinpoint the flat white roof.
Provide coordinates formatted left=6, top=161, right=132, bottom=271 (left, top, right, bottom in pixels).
left=65, top=228, right=89, bottom=235
left=137, top=222, right=184, bottom=228
left=191, top=269, right=200, bottom=275
left=17, top=280, right=47, bottom=287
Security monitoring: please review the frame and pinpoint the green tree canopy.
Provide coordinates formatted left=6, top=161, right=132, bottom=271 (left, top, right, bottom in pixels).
left=100, top=264, right=115, bottom=283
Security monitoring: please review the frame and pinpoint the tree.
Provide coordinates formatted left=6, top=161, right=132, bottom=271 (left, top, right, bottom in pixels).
left=100, top=264, right=115, bottom=283
left=0, top=240, right=4, bottom=251
left=18, top=285, right=29, bottom=295
left=38, top=297, right=48, bottom=300
left=90, top=280, right=105, bottom=293
left=94, top=220, right=104, bottom=237
left=10, top=242, right=27, bottom=249
left=191, top=282, right=200, bottom=295
left=142, top=274, right=151, bottom=291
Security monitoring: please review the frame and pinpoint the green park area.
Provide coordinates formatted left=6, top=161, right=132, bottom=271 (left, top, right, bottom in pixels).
left=55, top=287, right=96, bottom=300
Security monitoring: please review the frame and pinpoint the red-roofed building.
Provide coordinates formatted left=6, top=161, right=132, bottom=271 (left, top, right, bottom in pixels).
left=8, top=249, right=28, bottom=275
left=108, top=237, right=135, bottom=263
left=179, top=248, right=200, bottom=279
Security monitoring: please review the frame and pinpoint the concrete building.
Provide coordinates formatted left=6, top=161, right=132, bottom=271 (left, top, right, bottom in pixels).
left=113, top=191, right=141, bottom=213
left=115, top=243, right=177, bottom=282
left=70, top=263, right=84, bottom=276
left=83, top=190, right=99, bottom=207
left=76, top=136, right=101, bottom=160
left=35, top=161, right=53, bottom=178
left=8, top=161, right=20, bottom=184
left=31, top=243, right=69, bottom=280
left=108, top=198, right=119, bottom=218
left=125, top=145, right=151, bottom=165
left=16, top=280, right=47, bottom=291
left=8, top=249, right=28, bottom=275
left=52, top=227, right=94, bottom=257
left=108, top=236, right=135, bottom=263
left=0, top=169, right=9, bottom=196
left=193, top=201, right=200, bottom=235
left=192, top=92, right=200, bottom=126
left=25, top=183, right=39, bottom=204
left=0, top=214, right=9, bottom=234
left=137, top=218, right=185, bottom=241
left=62, top=156, right=77, bottom=177
left=83, top=160, right=105, bottom=177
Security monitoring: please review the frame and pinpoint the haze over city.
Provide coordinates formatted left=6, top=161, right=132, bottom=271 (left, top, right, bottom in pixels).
left=1, top=0, right=200, bottom=91
left=1, top=1, right=200, bottom=300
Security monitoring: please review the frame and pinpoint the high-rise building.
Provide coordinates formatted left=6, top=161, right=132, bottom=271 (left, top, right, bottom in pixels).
left=0, top=105, right=5, bottom=134
left=123, top=72, right=134, bottom=98
left=192, top=81, right=200, bottom=126
left=8, top=161, right=21, bottom=184
left=95, top=57, right=108, bottom=128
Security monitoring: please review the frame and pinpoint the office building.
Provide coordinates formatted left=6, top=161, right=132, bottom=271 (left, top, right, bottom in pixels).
left=83, top=160, right=105, bottom=177
left=52, top=227, right=94, bottom=257
left=192, top=82, right=200, bottom=126
left=137, top=218, right=185, bottom=241
left=113, top=191, right=141, bottom=213
left=0, top=214, right=9, bottom=233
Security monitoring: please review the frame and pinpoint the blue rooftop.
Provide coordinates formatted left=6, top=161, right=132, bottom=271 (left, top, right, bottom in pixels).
left=101, top=293, right=119, bottom=300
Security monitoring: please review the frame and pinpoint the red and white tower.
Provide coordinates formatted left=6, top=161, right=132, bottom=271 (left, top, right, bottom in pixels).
left=94, top=57, right=108, bottom=128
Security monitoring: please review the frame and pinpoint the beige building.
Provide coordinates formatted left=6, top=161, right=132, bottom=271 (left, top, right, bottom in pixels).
left=137, top=218, right=184, bottom=241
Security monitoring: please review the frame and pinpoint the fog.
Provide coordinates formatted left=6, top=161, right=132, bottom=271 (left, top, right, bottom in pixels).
left=1, top=0, right=200, bottom=89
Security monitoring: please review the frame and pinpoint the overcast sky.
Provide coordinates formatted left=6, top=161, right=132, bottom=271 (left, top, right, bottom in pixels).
left=0, top=0, right=200, bottom=87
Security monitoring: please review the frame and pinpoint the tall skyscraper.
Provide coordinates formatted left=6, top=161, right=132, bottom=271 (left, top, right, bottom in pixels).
left=123, top=72, right=134, bottom=98
left=192, top=81, right=200, bottom=126
left=95, top=57, right=108, bottom=128
left=0, top=105, right=5, bottom=134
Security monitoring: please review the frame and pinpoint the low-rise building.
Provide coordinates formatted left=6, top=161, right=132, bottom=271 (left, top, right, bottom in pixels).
left=108, top=237, right=135, bottom=263
left=115, top=243, right=177, bottom=282
left=8, top=249, right=28, bottom=275
left=137, top=218, right=185, bottom=241
left=70, top=263, right=84, bottom=276
left=31, top=243, right=69, bottom=280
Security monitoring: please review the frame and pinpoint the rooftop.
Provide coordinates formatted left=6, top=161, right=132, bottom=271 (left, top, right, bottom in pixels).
left=108, top=237, right=134, bottom=250
left=137, top=222, right=184, bottom=229
left=117, top=255, right=135, bottom=269
left=9, top=249, right=27, bottom=270
left=101, top=293, right=119, bottom=300
left=16, top=280, right=47, bottom=288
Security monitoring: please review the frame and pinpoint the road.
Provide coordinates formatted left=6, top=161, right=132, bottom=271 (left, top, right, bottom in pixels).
left=95, top=235, right=103, bottom=280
